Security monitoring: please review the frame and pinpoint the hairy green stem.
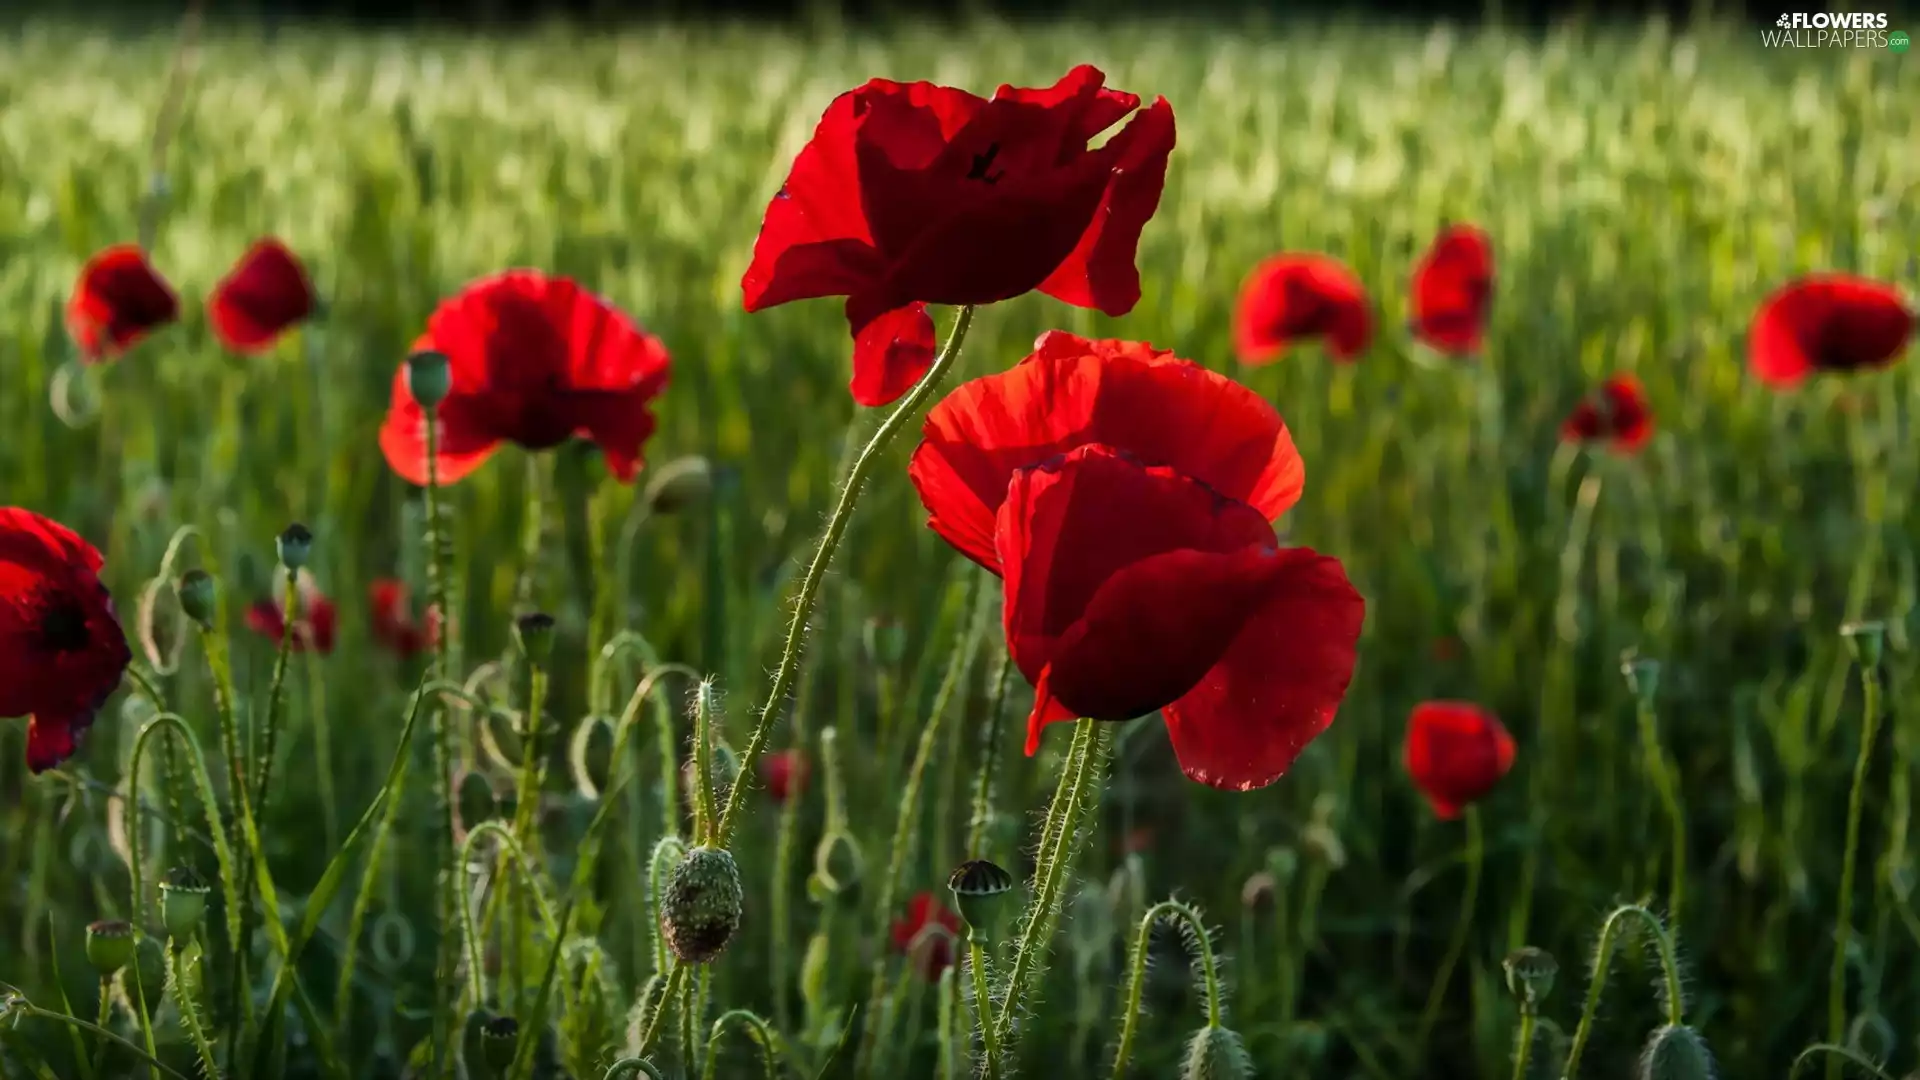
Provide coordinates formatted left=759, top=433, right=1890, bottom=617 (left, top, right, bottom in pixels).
left=692, top=679, right=720, bottom=845
left=637, top=963, right=689, bottom=1055
left=253, top=565, right=299, bottom=816
left=90, top=976, right=111, bottom=1078
left=1510, top=1006, right=1536, bottom=1080
left=1829, top=665, right=1883, bottom=1078
left=1415, top=807, right=1484, bottom=1061
left=968, top=937, right=1002, bottom=1080
left=602, top=1059, right=667, bottom=1080
left=165, top=940, right=220, bottom=1079
left=1110, top=899, right=1222, bottom=1080
left=11, top=1005, right=193, bottom=1080
left=966, top=647, right=1016, bottom=859
left=1560, top=903, right=1683, bottom=1079
left=712, top=304, right=975, bottom=848
left=701, top=1010, right=781, bottom=1080
left=1792, top=1044, right=1895, bottom=1080
left=1634, top=696, right=1687, bottom=926
left=424, top=409, right=461, bottom=1076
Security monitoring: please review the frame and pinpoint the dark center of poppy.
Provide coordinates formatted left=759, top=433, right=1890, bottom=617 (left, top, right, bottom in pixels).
left=36, top=599, right=92, bottom=653
left=965, top=143, right=1005, bottom=185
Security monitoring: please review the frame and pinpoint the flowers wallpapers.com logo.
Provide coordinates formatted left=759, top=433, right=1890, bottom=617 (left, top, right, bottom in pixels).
left=1763, top=12, right=1905, bottom=48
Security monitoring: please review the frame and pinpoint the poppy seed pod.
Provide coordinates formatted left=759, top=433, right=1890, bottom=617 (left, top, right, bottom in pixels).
left=513, top=612, right=556, bottom=665
left=85, top=920, right=135, bottom=975
left=1842, top=620, right=1886, bottom=669
left=661, top=846, right=744, bottom=964
left=1638, top=1024, right=1716, bottom=1080
left=276, top=523, right=313, bottom=571
left=480, top=1015, right=520, bottom=1075
left=405, top=349, right=453, bottom=410
left=947, top=859, right=1016, bottom=941
left=1620, top=650, right=1661, bottom=704
left=643, top=455, right=713, bottom=514
left=158, top=866, right=211, bottom=940
left=175, top=570, right=217, bottom=630
left=1503, top=946, right=1557, bottom=1007
left=1182, top=1025, right=1253, bottom=1080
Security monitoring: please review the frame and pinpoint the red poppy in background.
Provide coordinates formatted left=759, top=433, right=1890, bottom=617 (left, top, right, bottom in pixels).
left=741, top=64, right=1177, bottom=407
left=1404, top=701, right=1514, bottom=819
left=911, top=334, right=1364, bottom=791
left=760, top=749, right=810, bottom=803
left=1561, top=375, right=1653, bottom=454
left=1409, top=225, right=1494, bottom=356
left=1233, top=253, right=1372, bottom=364
left=379, top=271, right=672, bottom=486
left=66, top=245, right=179, bottom=362
left=911, top=331, right=1303, bottom=573
left=369, top=578, right=439, bottom=659
left=1747, top=274, right=1913, bottom=389
left=0, top=508, right=133, bottom=773
left=246, top=574, right=338, bottom=654
left=208, top=238, right=316, bottom=353
left=891, top=892, right=962, bottom=980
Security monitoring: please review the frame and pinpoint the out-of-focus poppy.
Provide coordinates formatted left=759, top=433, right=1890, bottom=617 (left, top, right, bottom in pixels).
left=209, top=238, right=315, bottom=353
left=1403, top=701, right=1514, bottom=819
left=891, top=892, right=962, bottom=980
left=67, top=245, right=179, bottom=362
left=379, top=270, right=672, bottom=487
left=369, top=578, right=439, bottom=659
left=760, top=749, right=810, bottom=803
left=741, top=65, right=1177, bottom=407
left=0, top=508, right=133, bottom=772
left=1234, top=253, right=1372, bottom=364
left=246, top=572, right=338, bottom=655
left=1561, top=375, right=1653, bottom=454
left=910, top=334, right=1364, bottom=791
left=1748, top=274, right=1913, bottom=389
left=1409, top=225, right=1493, bottom=356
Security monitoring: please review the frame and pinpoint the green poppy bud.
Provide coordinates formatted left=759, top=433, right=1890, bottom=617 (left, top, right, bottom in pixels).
left=1240, top=870, right=1277, bottom=912
left=947, top=859, right=1016, bottom=942
left=1638, top=1024, right=1716, bottom=1080
left=1842, top=620, right=1886, bottom=669
left=85, top=920, right=135, bottom=975
left=811, top=830, right=864, bottom=900
left=661, top=846, right=743, bottom=964
left=513, top=612, right=556, bottom=665
left=643, top=456, right=713, bottom=514
left=174, top=570, right=217, bottom=630
left=480, top=1014, right=519, bottom=1076
left=1620, top=649, right=1661, bottom=704
left=1182, top=1025, right=1252, bottom=1080
left=158, top=866, right=211, bottom=940
left=276, top=523, right=313, bottom=571
left=405, top=350, right=453, bottom=410
left=1503, top=946, right=1557, bottom=1006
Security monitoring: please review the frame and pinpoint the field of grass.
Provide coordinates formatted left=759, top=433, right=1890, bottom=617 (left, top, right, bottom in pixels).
left=1, top=11, right=1918, bottom=1080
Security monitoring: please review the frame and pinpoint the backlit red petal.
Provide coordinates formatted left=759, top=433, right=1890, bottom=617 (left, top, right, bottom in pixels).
left=1233, top=254, right=1373, bottom=364
left=1037, top=95, right=1177, bottom=315
left=66, top=245, right=179, bottom=361
left=1748, top=274, right=1913, bottom=389
left=848, top=302, right=937, bottom=407
left=1410, top=225, right=1494, bottom=356
left=1404, top=701, right=1515, bottom=817
left=208, top=238, right=315, bottom=353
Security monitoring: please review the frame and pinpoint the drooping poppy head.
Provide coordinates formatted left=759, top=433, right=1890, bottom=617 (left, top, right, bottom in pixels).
left=1561, top=375, right=1653, bottom=454
left=208, top=238, right=316, bottom=353
left=1403, top=701, right=1515, bottom=819
left=1233, top=253, right=1373, bottom=364
left=910, top=331, right=1304, bottom=574
left=1409, top=224, right=1494, bottom=356
left=890, top=891, right=962, bottom=980
left=245, top=572, right=338, bottom=655
left=0, top=508, right=134, bottom=773
left=1747, top=274, right=1913, bottom=390
left=741, top=65, right=1178, bottom=407
left=379, top=271, right=672, bottom=487
left=760, top=749, right=810, bottom=803
left=369, top=578, right=439, bottom=659
left=66, top=245, right=179, bottom=362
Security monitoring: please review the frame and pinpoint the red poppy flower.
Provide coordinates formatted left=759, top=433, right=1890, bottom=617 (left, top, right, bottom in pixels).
left=911, top=334, right=1363, bottom=791
left=1404, top=701, right=1514, bottom=819
left=245, top=574, right=337, bottom=654
left=379, top=271, right=672, bottom=486
left=369, top=578, right=439, bottom=659
left=1748, top=274, right=1913, bottom=389
left=1409, top=225, right=1494, bottom=356
left=890, top=892, right=962, bottom=980
left=760, top=749, right=810, bottom=803
left=911, top=331, right=1303, bottom=573
left=66, top=245, right=179, bottom=362
left=741, top=64, right=1177, bottom=407
left=1233, top=253, right=1372, bottom=364
left=1561, top=375, right=1653, bottom=454
left=208, top=238, right=315, bottom=353
left=0, top=508, right=133, bottom=773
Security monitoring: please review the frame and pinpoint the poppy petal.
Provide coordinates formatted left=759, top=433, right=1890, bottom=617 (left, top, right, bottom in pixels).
left=377, top=373, right=503, bottom=486
left=1410, top=225, right=1494, bottom=356
left=1037, top=95, right=1177, bottom=316
left=848, top=302, right=938, bottom=407
left=208, top=238, right=315, bottom=353
left=1234, top=253, right=1373, bottom=364
left=1748, top=274, right=1913, bottom=389
left=26, top=712, right=84, bottom=773
left=1404, top=701, right=1516, bottom=817
left=66, top=245, right=179, bottom=361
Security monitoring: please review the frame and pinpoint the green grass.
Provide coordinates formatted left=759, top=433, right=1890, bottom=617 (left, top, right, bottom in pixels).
left=1, top=12, right=1917, bottom=1079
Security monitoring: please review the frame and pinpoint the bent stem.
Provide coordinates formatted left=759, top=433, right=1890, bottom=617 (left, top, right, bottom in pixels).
left=1560, top=903, right=1684, bottom=1080
left=968, top=937, right=1002, bottom=1080
left=1634, top=693, right=1687, bottom=927
left=701, top=1010, right=782, bottom=1080
left=1829, top=664, right=1883, bottom=1077
left=1510, top=1005, right=1536, bottom=1080
left=712, top=304, right=976, bottom=848
left=1110, top=899, right=1223, bottom=1080
left=1414, top=806, right=1483, bottom=1063
left=12, top=1004, right=194, bottom=1080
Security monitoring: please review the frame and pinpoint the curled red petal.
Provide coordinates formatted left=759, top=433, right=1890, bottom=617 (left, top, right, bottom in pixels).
left=1410, top=225, right=1494, bottom=356
left=66, top=245, right=179, bottom=362
left=847, top=302, right=937, bottom=407
left=1748, top=274, right=1913, bottom=390
left=1404, top=701, right=1515, bottom=818
left=208, top=238, right=315, bottom=353
left=1234, top=253, right=1374, bottom=364
left=1036, top=95, right=1177, bottom=316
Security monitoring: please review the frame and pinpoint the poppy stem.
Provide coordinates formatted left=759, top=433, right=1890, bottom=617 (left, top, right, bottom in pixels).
left=700, top=1009, right=782, bottom=1080
left=1414, top=805, right=1483, bottom=1063
left=1509, top=1003, right=1537, bottom=1080
left=1828, top=662, right=1883, bottom=1077
left=637, top=962, right=689, bottom=1058
left=711, top=304, right=976, bottom=850
left=252, top=571, right=300, bottom=822
left=965, top=647, right=1018, bottom=860
left=1110, top=899, right=1223, bottom=1080
left=690, top=679, right=720, bottom=845
left=968, top=936, right=1003, bottom=1080
left=1559, top=903, right=1683, bottom=1080
left=422, top=410, right=462, bottom=1076
left=1633, top=691, right=1687, bottom=928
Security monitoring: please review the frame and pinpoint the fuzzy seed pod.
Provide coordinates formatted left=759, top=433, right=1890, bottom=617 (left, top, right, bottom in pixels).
left=1503, top=946, right=1557, bottom=1006
left=1638, top=1024, right=1716, bottom=1080
left=643, top=456, right=713, bottom=514
left=947, top=859, right=1015, bottom=941
left=276, top=523, right=313, bottom=571
left=85, top=920, right=135, bottom=975
left=158, top=866, right=211, bottom=940
left=660, top=846, right=743, bottom=964
left=405, top=350, right=453, bottom=409
left=1182, top=1025, right=1252, bottom=1080
left=175, top=570, right=217, bottom=630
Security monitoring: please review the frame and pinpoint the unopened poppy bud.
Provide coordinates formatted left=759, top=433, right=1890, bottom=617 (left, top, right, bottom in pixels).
left=643, top=456, right=713, bottom=514
left=85, top=920, right=135, bottom=975
left=513, top=612, right=556, bottom=665
left=405, top=350, right=453, bottom=410
left=1637, top=1024, right=1716, bottom=1080
left=1240, top=870, right=1277, bottom=912
left=1620, top=650, right=1661, bottom=704
left=1300, top=822, right=1346, bottom=870
left=1842, top=620, right=1886, bottom=669
left=862, top=616, right=906, bottom=667
left=811, top=830, right=864, bottom=898
left=1503, top=946, right=1557, bottom=1006
left=175, top=570, right=217, bottom=630
left=660, top=846, right=743, bottom=964
left=158, top=866, right=210, bottom=939
left=947, top=859, right=1016, bottom=941
left=480, top=1014, right=519, bottom=1075
left=276, top=523, right=313, bottom=571
left=1182, top=1025, right=1253, bottom=1080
